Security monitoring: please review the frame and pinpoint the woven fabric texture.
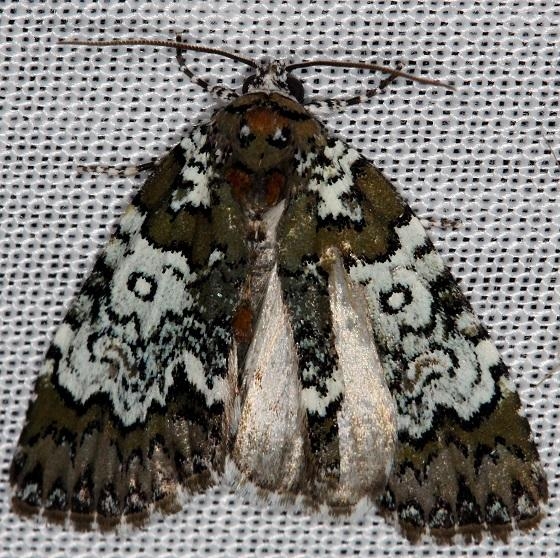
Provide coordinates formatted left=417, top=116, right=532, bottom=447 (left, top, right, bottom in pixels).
left=1, top=1, right=558, bottom=556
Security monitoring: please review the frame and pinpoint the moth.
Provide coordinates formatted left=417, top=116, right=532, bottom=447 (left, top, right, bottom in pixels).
left=10, top=37, right=548, bottom=542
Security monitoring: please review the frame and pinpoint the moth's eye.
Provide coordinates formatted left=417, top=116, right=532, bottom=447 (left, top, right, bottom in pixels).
left=287, top=75, right=304, bottom=103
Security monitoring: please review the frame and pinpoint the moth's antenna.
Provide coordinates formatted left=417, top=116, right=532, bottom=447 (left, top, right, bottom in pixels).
left=58, top=39, right=453, bottom=90
left=286, top=60, right=455, bottom=91
left=58, top=38, right=258, bottom=68
left=58, top=37, right=256, bottom=100
left=58, top=38, right=455, bottom=104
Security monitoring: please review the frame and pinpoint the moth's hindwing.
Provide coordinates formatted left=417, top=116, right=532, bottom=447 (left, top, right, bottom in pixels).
left=285, top=134, right=547, bottom=539
left=10, top=126, right=249, bottom=528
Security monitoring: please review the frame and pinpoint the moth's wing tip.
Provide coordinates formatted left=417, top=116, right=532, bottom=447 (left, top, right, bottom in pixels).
left=382, top=515, right=543, bottom=546
left=377, top=485, right=548, bottom=545
left=10, top=493, right=43, bottom=520
left=425, top=509, right=549, bottom=545
left=9, top=483, right=183, bottom=531
left=7, top=418, right=195, bottom=531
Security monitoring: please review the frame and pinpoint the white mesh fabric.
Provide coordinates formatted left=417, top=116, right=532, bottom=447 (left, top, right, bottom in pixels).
left=1, top=1, right=558, bottom=556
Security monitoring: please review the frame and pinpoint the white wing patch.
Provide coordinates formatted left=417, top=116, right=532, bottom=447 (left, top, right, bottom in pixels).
left=305, top=140, right=363, bottom=224
left=54, top=211, right=203, bottom=426
left=349, top=214, right=502, bottom=439
left=171, top=127, right=214, bottom=211
left=45, top=126, right=230, bottom=426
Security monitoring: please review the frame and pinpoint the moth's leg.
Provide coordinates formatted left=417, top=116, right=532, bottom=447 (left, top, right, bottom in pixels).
left=76, top=160, right=157, bottom=177
left=419, top=215, right=462, bottom=230
left=306, top=61, right=405, bottom=111
left=175, top=34, right=238, bottom=102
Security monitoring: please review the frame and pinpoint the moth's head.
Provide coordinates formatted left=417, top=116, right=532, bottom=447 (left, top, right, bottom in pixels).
left=241, top=60, right=305, bottom=103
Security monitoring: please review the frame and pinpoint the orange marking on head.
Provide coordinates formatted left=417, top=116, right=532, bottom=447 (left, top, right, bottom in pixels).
left=232, top=303, right=253, bottom=345
left=246, top=107, right=285, bottom=136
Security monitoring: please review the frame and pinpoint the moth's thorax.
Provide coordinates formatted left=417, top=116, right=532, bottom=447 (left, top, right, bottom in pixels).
left=213, top=92, right=323, bottom=213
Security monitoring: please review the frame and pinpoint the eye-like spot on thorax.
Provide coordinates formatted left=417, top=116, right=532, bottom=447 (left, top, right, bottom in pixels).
left=239, top=124, right=255, bottom=148
left=267, top=127, right=291, bottom=149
